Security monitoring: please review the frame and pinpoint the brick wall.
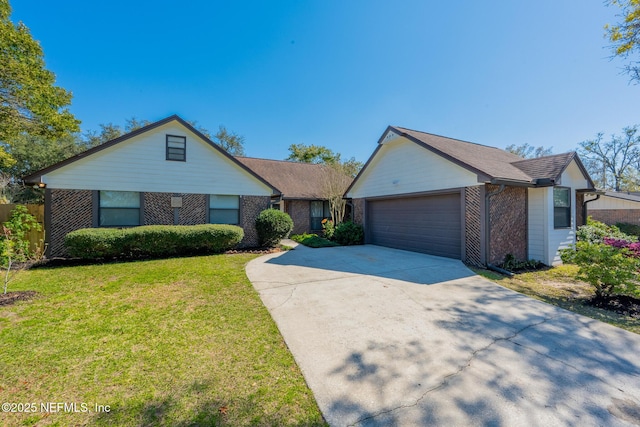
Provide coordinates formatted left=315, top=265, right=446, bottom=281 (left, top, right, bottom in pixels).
left=240, top=196, right=271, bottom=247
left=143, top=192, right=173, bottom=225
left=576, top=192, right=586, bottom=227
left=178, top=194, right=207, bottom=225
left=464, top=187, right=483, bottom=266
left=48, top=189, right=93, bottom=257
left=286, top=200, right=311, bottom=235
left=589, top=209, right=640, bottom=226
left=487, top=184, right=527, bottom=265
left=352, top=198, right=365, bottom=226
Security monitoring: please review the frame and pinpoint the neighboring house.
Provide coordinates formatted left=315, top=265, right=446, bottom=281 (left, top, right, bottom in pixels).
left=586, top=191, right=640, bottom=225
left=345, top=126, right=596, bottom=266
left=236, top=157, right=352, bottom=234
left=24, top=115, right=280, bottom=257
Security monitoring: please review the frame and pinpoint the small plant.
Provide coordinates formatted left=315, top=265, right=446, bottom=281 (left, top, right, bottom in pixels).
left=1, top=205, right=43, bottom=294
left=571, top=241, right=639, bottom=299
left=333, top=221, right=364, bottom=246
left=499, top=254, right=545, bottom=272
left=255, top=209, right=293, bottom=247
left=321, top=218, right=335, bottom=240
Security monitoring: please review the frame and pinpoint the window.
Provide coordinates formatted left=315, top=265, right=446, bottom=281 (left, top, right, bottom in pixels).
left=310, top=200, right=331, bottom=230
left=99, top=191, right=140, bottom=227
left=166, top=135, right=186, bottom=161
left=553, top=187, right=571, bottom=228
left=210, top=195, right=239, bottom=225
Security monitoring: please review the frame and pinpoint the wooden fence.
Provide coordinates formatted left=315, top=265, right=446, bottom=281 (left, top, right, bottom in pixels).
left=0, top=204, right=45, bottom=252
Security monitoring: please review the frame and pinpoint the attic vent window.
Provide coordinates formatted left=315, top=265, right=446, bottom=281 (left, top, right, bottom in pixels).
left=166, top=135, right=186, bottom=161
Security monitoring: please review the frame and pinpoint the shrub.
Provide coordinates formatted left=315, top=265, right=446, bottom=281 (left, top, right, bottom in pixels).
left=333, top=221, right=364, bottom=246
left=616, top=222, right=640, bottom=237
left=322, top=219, right=335, bottom=240
left=255, top=209, right=293, bottom=247
left=571, top=241, right=639, bottom=299
left=577, top=217, right=635, bottom=244
left=290, top=233, right=338, bottom=248
left=65, top=224, right=244, bottom=260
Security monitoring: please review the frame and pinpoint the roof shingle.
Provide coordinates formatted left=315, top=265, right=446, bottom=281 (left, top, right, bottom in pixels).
left=236, top=157, right=349, bottom=199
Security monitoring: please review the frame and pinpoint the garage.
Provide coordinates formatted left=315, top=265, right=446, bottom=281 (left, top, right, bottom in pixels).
left=366, top=192, right=462, bottom=259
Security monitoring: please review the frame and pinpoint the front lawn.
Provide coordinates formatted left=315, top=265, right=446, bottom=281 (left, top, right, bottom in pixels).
left=0, top=254, right=325, bottom=426
left=473, top=264, right=640, bottom=334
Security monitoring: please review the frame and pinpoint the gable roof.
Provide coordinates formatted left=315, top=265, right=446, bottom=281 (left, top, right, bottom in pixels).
left=23, top=115, right=280, bottom=194
left=236, top=157, right=350, bottom=199
left=346, top=125, right=594, bottom=194
left=394, top=127, right=532, bottom=182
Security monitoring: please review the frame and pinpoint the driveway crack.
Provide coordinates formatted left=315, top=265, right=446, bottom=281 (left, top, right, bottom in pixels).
left=267, top=284, right=298, bottom=311
left=348, top=315, right=557, bottom=426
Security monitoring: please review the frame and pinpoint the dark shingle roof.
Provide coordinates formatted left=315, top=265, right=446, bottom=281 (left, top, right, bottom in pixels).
left=510, top=152, right=576, bottom=182
left=391, top=126, right=591, bottom=185
left=394, top=127, right=533, bottom=182
left=236, top=157, right=350, bottom=199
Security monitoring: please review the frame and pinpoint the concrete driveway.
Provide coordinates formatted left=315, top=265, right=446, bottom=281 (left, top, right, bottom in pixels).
left=246, top=243, right=640, bottom=426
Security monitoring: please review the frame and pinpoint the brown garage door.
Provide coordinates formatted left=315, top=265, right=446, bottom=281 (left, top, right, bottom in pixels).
left=367, top=193, right=462, bottom=259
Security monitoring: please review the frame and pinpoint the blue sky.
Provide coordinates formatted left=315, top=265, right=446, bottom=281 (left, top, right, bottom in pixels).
left=10, top=1, right=639, bottom=162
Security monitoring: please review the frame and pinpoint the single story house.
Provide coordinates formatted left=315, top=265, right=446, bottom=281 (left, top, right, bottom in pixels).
left=25, top=115, right=284, bottom=257
left=236, top=157, right=351, bottom=234
left=586, top=191, right=640, bottom=225
left=345, top=126, right=596, bottom=266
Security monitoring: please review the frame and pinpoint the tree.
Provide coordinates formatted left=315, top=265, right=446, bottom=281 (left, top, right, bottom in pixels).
left=321, top=163, right=353, bottom=225
left=286, top=143, right=361, bottom=224
left=0, top=0, right=79, bottom=155
left=578, top=125, right=640, bottom=191
left=505, top=143, right=553, bottom=159
left=605, top=0, right=640, bottom=83
left=124, top=117, right=150, bottom=133
left=287, top=144, right=341, bottom=164
left=213, top=125, right=245, bottom=156
left=4, top=133, right=85, bottom=178
left=83, top=123, right=123, bottom=147
left=1, top=205, right=42, bottom=294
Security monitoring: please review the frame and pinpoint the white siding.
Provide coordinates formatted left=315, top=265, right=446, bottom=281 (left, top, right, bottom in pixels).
left=547, top=161, right=589, bottom=265
left=40, top=121, right=272, bottom=196
left=347, top=136, right=479, bottom=198
left=527, top=187, right=547, bottom=263
left=589, top=195, right=640, bottom=210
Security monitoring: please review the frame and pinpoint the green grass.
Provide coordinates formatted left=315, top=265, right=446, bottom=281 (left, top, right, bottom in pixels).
left=473, top=264, right=640, bottom=334
left=0, top=255, right=326, bottom=426
left=290, top=234, right=338, bottom=248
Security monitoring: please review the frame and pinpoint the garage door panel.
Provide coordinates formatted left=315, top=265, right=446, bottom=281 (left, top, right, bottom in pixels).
left=368, top=193, right=461, bottom=259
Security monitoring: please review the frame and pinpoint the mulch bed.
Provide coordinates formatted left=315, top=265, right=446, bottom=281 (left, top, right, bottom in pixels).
left=589, top=295, right=640, bottom=319
left=0, top=290, right=38, bottom=306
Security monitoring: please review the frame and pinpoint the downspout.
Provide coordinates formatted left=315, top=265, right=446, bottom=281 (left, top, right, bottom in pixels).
left=485, top=184, right=506, bottom=271
left=582, top=193, right=601, bottom=225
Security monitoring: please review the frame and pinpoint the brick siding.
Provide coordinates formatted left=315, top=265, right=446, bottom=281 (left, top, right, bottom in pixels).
left=286, top=200, right=311, bottom=235
left=143, top=192, right=173, bottom=225
left=239, top=196, right=271, bottom=247
left=178, top=194, right=207, bottom=225
left=48, top=189, right=93, bottom=257
left=351, top=198, right=365, bottom=226
left=589, top=209, right=640, bottom=226
left=487, top=184, right=527, bottom=265
left=576, top=192, right=586, bottom=227
left=464, top=187, right=483, bottom=266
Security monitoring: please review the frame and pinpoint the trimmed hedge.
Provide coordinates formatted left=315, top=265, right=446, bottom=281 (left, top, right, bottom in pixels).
left=64, top=224, right=244, bottom=260
left=255, top=209, right=293, bottom=247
